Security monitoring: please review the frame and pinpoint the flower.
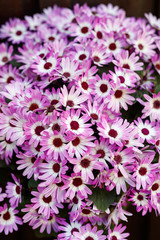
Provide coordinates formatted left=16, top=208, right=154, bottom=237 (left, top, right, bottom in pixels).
left=107, top=224, right=129, bottom=240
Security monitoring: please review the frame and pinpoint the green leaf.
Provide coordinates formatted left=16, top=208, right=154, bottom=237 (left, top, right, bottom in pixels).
left=28, top=177, right=40, bottom=191
left=88, top=187, right=116, bottom=212
left=34, top=228, right=57, bottom=239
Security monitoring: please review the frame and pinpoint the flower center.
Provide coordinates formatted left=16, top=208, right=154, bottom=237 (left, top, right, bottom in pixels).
left=93, top=56, right=100, bottom=62
left=16, top=30, right=22, bottom=36
left=80, top=158, right=90, bottom=168
left=70, top=120, right=79, bottom=130
left=81, top=81, right=88, bottom=90
left=66, top=100, right=74, bottom=107
left=51, top=99, right=59, bottom=105
left=82, top=208, right=91, bottom=214
left=72, top=177, right=83, bottom=187
left=81, top=26, right=88, bottom=34
left=137, top=194, right=144, bottom=201
left=108, top=129, right=118, bottom=138
left=44, top=62, right=52, bottom=70
left=53, top=138, right=63, bottom=147
left=96, top=149, right=105, bottom=158
left=141, top=128, right=149, bottom=135
left=90, top=113, right=98, bottom=120
left=111, top=236, right=118, bottom=240
left=138, top=167, right=147, bottom=176
left=2, top=56, right=8, bottom=62
left=35, top=126, right=45, bottom=136
left=71, top=228, right=79, bottom=235
left=72, top=196, right=78, bottom=204
left=72, top=137, right=80, bottom=146
left=35, top=143, right=42, bottom=152
left=3, top=211, right=11, bottom=221
left=156, top=140, right=160, bottom=146
left=52, top=123, right=61, bottom=132
left=119, top=76, right=125, bottom=83
left=7, top=76, right=14, bottom=83
left=39, top=53, right=45, bottom=58
left=114, top=90, right=123, bottom=98
left=16, top=185, right=21, bottom=194
left=43, top=195, right=52, bottom=203
left=97, top=31, right=103, bottom=39
left=109, top=43, right=117, bottom=51
left=152, top=183, right=159, bottom=191
left=100, top=84, right=108, bottom=93
left=63, top=72, right=71, bottom=78
left=79, top=54, right=86, bottom=61
left=85, top=237, right=94, bottom=240
left=48, top=36, right=55, bottom=41
left=153, top=100, right=160, bottom=109
left=122, top=63, right=130, bottom=69
left=52, top=163, right=60, bottom=173
left=29, top=103, right=39, bottom=111
left=155, top=63, right=160, bottom=70
left=138, top=43, right=144, bottom=50
left=114, top=155, right=122, bottom=164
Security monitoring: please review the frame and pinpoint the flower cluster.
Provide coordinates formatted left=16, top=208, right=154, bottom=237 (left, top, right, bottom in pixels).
left=0, top=3, right=160, bottom=239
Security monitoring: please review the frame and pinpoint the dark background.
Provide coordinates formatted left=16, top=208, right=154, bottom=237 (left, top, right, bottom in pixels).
left=0, top=0, right=160, bottom=239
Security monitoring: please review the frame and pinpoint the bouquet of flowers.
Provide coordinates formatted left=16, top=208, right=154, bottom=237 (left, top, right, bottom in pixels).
left=0, top=3, right=160, bottom=239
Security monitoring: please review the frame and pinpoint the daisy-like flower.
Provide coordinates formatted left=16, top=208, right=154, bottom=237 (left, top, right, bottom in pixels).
left=58, top=221, right=82, bottom=240
left=0, top=203, right=22, bottom=235
left=145, top=13, right=160, bottom=31
left=104, top=32, right=125, bottom=57
left=0, top=187, right=7, bottom=202
left=91, top=43, right=112, bottom=67
left=129, top=189, right=151, bottom=216
left=40, top=130, right=67, bottom=160
left=58, top=57, right=82, bottom=81
left=133, top=156, right=158, bottom=190
left=152, top=54, right=160, bottom=75
left=138, top=92, right=160, bottom=121
left=76, top=206, right=102, bottom=225
left=132, top=31, right=156, bottom=58
left=38, top=157, right=68, bottom=187
left=73, top=223, right=106, bottom=240
left=0, top=64, right=22, bottom=85
left=134, top=117, right=158, bottom=143
left=62, top=173, right=92, bottom=200
left=0, top=43, right=13, bottom=67
left=92, top=73, right=114, bottom=103
left=61, top=109, right=93, bottom=136
left=107, top=224, right=129, bottom=240
left=5, top=174, right=22, bottom=207
left=59, top=85, right=88, bottom=109
left=31, top=187, right=63, bottom=219
left=113, top=50, right=143, bottom=72
left=97, top=117, right=132, bottom=147
left=105, top=80, right=135, bottom=113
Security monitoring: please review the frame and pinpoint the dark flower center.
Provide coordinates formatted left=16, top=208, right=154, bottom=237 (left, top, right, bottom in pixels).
left=139, top=167, right=147, bottom=176
left=52, top=123, right=61, bottom=132
left=137, top=194, right=144, bottom=201
left=93, top=56, right=100, bottom=62
left=48, top=36, right=55, bottom=41
left=56, top=181, right=64, bottom=187
left=7, top=76, right=14, bottom=83
left=108, top=129, right=118, bottom=138
left=122, top=63, right=130, bottom=69
left=39, top=53, right=45, bottom=58
left=90, top=113, right=98, bottom=120
left=79, top=54, right=86, bottom=61
left=35, top=143, right=42, bottom=152
left=70, top=120, right=79, bottom=130
left=85, top=237, right=94, bottom=240
left=29, top=103, right=39, bottom=111
left=16, top=185, right=21, bottom=194
left=72, top=177, right=83, bottom=187
left=16, top=30, right=22, bottom=36
left=114, top=155, right=122, bottom=164
left=2, top=56, right=8, bottom=62
left=97, top=31, right=103, bottom=39
left=43, top=195, right=52, bottom=203
left=152, top=183, right=159, bottom=191
left=52, top=163, right=60, bottom=173
left=67, top=100, right=74, bottom=107
left=153, top=100, right=160, bottom=109
left=100, top=84, right=108, bottom=93
left=44, top=62, right=52, bottom=70
left=82, top=208, right=91, bottom=214
left=53, top=138, right=63, bottom=147
left=71, top=228, right=79, bottom=235
left=111, top=236, right=118, bottom=240
left=138, top=44, right=144, bottom=50
left=81, top=26, right=88, bottom=34
left=81, top=81, right=88, bottom=90
left=72, top=196, right=78, bottom=204
left=63, top=72, right=71, bottom=78
left=119, top=76, right=125, bottom=83
left=72, top=137, right=80, bottom=146
left=35, top=126, right=45, bottom=136
left=155, top=64, right=160, bottom=70
left=109, top=43, right=117, bottom=50
left=141, top=128, right=149, bottom=135
left=80, top=158, right=90, bottom=168
left=3, top=211, right=11, bottom=220
left=96, top=149, right=105, bottom=158
left=51, top=99, right=59, bottom=105
left=114, top=90, right=123, bottom=98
